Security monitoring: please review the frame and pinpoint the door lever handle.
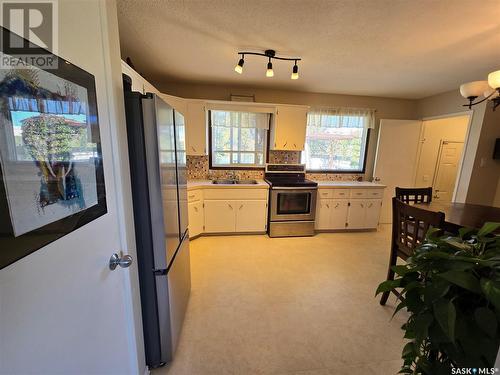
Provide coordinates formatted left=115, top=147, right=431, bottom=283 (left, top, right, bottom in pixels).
left=109, top=252, right=133, bottom=270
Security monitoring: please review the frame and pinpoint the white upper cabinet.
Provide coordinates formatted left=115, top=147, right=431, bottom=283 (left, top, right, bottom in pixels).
left=270, top=104, right=309, bottom=151
left=159, top=93, right=187, bottom=115
left=185, top=100, right=208, bottom=156
left=121, top=60, right=160, bottom=95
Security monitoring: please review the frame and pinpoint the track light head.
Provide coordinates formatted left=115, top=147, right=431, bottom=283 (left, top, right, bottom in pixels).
left=291, top=62, right=299, bottom=80
left=234, top=55, right=244, bottom=74
left=266, top=60, right=274, bottom=78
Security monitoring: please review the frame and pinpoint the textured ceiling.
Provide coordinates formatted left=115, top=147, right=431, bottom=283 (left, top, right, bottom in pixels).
left=116, top=0, right=500, bottom=99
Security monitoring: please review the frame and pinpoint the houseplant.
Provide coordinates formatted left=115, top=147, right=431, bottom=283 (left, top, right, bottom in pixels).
left=376, top=223, right=500, bottom=374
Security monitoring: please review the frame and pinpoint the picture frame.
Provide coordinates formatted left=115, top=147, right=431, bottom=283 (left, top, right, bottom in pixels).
left=0, top=27, right=107, bottom=269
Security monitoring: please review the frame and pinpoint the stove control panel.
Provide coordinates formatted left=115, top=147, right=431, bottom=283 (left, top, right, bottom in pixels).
left=265, top=163, right=306, bottom=173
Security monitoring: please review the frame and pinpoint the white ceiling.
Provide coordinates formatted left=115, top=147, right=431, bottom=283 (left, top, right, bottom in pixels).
left=116, top=0, right=500, bottom=99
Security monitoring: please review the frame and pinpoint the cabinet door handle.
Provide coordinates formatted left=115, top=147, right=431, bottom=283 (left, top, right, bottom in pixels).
left=228, top=204, right=233, bottom=210
left=360, top=203, right=364, bottom=208
left=326, top=204, right=330, bottom=209
left=283, top=141, right=287, bottom=147
left=239, top=204, right=243, bottom=210
left=335, top=203, right=339, bottom=208
left=368, top=203, right=373, bottom=208
left=194, top=206, right=198, bottom=212
left=293, top=143, right=297, bottom=148
left=191, top=146, right=196, bottom=152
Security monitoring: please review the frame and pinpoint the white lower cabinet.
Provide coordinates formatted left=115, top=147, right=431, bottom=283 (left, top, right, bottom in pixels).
left=203, top=199, right=268, bottom=234
left=364, top=199, right=383, bottom=228
left=235, top=201, right=268, bottom=232
left=204, top=200, right=236, bottom=233
left=316, top=188, right=383, bottom=231
left=188, top=201, right=204, bottom=237
left=315, top=199, right=332, bottom=230
left=316, top=199, right=349, bottom=230
left=346, top=199, right=382, bottom=229
left=330, top=200, right=350, bottom=229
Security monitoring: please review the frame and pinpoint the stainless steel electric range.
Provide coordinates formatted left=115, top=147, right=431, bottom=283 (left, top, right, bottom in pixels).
left=264, top=164, right=318, bottom=237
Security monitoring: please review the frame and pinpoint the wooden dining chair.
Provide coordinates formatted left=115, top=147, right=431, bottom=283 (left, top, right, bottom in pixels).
left=395, top=186, right=433, bottom=204
left=379, top=197, right=445, bottom=305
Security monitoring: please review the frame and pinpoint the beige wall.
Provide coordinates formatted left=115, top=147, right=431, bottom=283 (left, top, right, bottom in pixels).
left=416, top=89, right=490, bottom=204
left=414, top=115, right=469, bottom=188
left=156, top=81, right=419, bottom=179
left=465, top=108, right=500, bottom=206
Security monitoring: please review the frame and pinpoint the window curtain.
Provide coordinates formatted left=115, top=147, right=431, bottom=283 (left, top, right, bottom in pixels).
left=211, top=110, right=270, bottom=130
left=307, top=107, right=375, bottom=129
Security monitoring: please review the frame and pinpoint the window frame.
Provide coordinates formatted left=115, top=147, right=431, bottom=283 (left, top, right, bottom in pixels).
left=208, top=109, right=270, bottom=170
left=302, top=121, right=371, bottom=174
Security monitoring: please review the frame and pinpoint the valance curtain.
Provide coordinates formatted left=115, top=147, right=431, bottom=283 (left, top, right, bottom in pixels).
left=210, top=110, right=270, bottom=130
left=307, top=107, right=375, bottom=129
left=7, top=97, right=87, bottom=115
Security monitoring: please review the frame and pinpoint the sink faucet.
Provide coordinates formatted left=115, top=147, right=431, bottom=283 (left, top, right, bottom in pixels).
left=229, top=170, right=238, bottom=181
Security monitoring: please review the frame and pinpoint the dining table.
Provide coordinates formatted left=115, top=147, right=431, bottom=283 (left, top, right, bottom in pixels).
left=414, top=201, right=500, bottom=232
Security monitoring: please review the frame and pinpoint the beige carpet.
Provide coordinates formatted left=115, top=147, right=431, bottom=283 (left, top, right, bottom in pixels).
left=154, top=225, right=407, bottom=375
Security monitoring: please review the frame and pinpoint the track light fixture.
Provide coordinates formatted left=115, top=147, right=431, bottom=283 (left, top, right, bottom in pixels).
left=233, top=49, right=301, bottom=79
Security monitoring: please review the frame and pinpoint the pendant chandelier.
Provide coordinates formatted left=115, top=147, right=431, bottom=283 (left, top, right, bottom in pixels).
left=459, top=70, right=500, bottom=111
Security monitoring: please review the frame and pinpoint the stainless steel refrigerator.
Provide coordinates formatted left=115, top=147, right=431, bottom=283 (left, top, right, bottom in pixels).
left=123, top=81, right=191, bottom=368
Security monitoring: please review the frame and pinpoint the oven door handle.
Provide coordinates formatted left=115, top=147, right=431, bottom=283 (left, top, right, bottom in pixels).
left=272, top=186, right=318, bottom=190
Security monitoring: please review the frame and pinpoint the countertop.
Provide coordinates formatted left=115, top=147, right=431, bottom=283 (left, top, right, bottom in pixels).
left=313, top=181, right=386, bottom=188
left=187, top=180, right=270, bottom=189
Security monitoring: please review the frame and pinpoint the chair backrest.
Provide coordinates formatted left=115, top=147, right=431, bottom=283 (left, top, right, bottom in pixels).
left=392, top=197, right=445, bottom=257
left=395, top=186, right=433, bottom=204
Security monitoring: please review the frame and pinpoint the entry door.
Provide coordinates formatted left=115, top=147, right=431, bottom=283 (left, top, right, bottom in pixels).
left=433, top=141, right=464, bottom=203
left=0, top=2, right=140, bottom=374
left=373, top=119, right=423, bottom=223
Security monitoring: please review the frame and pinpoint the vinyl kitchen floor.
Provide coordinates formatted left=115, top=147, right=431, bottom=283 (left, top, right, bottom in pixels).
left=154, top=225, right=408, bottom=375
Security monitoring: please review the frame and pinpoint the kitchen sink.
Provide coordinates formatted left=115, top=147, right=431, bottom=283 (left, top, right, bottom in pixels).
left=212, top=179, right=236, bottom=184
left=235, top=179, right=258, bottom=184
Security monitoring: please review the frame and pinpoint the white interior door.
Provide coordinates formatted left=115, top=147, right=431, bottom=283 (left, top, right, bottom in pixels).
left=433, top=141, right=464, bottom=203
left=0, top=2, right=142, bottom=374
left=373, top=119, right=423, bottom=223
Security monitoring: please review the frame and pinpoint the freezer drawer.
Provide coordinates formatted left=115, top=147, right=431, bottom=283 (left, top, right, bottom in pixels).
left=166, top=234, right=191, bottom=361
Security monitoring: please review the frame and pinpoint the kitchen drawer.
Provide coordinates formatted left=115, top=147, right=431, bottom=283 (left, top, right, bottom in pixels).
left=203, top=188, right=268, bottom=200
left=187, top=190, right=202, bottom=203
left=350, top=188, right=384, bottom=199
left=318, top=189, right=333, bottom=199
left=332, top=189, right=350, bottom=199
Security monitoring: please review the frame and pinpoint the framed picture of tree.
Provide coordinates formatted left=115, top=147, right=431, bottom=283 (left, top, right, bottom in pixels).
left=0, top=27, right=107, bottom=269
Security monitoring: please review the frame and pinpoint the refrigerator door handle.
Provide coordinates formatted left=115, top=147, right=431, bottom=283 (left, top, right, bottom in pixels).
left=153, top=268, right=168, bottom=276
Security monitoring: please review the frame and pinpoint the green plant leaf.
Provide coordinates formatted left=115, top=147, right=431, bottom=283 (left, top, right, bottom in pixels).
left=401, top=342, right=415, bottom=358
left=433, top=299, right=456, bottom=342
left=474, top=307, right=498, bottom=338
left=438, top=270, right=481, bottom=294
left=478, top=222, right=500, bottom=237
left=375, top=279, right=400, bottom=296
left=459, top=227, right=475, bottom=239
left=480, top=278, right=500, bottom=310
left=391, top=265, right=411, bottom=276
left=423, top=279, right=450, bottom=304
left=441, top=238, right=473, bottom=251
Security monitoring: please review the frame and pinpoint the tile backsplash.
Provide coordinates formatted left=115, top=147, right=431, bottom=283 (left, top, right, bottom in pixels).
left=187, top=151, right=363, bottom=181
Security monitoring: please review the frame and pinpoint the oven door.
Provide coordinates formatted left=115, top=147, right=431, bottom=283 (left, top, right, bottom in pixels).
left=270, top=187, right=317, bottom=222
